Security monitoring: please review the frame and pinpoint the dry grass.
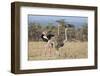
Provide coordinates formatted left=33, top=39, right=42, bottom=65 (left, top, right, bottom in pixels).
left=28, top=41, right=88, bottom=60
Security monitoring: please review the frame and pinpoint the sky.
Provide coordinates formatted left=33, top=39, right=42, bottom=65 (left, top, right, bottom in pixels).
left=28, top=15, right=88, bottom=27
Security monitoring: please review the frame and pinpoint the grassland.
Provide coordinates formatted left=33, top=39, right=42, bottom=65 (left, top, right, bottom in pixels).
left=28, top=41, right=88, bottom=60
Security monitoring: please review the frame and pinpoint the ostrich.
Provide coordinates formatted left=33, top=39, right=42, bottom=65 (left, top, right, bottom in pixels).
left=41, top=31, right=54, bottom=56
left=41, top=21, right=72, bottom=57
left=56, top=20, right=69, bottom=43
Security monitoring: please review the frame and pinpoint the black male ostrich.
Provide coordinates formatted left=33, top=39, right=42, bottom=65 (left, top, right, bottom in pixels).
left=41, top=31, right=66, bottom=57
left=41, top=32, right=54, bottom=56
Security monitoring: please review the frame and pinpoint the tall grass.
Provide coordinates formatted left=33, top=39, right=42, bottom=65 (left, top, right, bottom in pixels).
left=28, top=41, right=88, bottom=60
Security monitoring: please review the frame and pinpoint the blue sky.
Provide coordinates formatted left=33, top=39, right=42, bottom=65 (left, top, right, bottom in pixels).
left=28, top=15, right=88, bottom=27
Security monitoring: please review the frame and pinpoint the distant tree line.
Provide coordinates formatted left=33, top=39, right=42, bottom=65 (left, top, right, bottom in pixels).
left=28, top=19, right=88, bottom=42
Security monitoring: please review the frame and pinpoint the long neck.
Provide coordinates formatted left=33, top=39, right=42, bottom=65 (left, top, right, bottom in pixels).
left=65, top=28, right=68, bottom=41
